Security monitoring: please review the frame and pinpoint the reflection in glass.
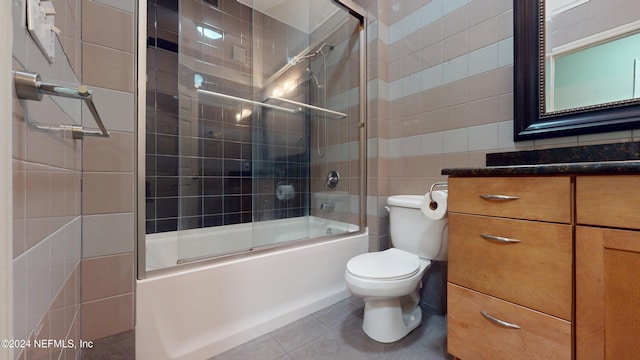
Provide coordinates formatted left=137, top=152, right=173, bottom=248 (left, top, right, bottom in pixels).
left=145, top=0, right=363, bottom=270
left=546, top=31, right=640, bottom=112
left=544, top=0, right=640, bottom=113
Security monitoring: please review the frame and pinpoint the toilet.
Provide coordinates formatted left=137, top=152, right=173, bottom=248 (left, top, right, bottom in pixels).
left=345, top=194, right=448, bottom=343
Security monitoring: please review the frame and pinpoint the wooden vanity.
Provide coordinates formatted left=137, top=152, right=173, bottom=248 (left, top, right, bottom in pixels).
left=442, top=163, right=640, bottom=360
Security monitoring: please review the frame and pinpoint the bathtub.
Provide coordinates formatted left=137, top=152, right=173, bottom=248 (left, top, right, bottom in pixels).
left=136, top=217, right=368, bottom=359
left=145, top=216, right=360, bottom=270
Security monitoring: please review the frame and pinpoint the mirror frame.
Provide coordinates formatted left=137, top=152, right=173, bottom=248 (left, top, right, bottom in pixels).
left=514, top=0, right=640, bottom=141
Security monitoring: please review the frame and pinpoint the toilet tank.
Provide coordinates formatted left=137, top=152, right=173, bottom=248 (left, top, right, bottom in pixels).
left=386, top=195, right=448, bottom=261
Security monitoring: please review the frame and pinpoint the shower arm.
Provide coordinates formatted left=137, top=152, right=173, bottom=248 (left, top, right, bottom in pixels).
left=264, top=42, right=335, bottom=86
left=288, top=42, right=335, bottom=65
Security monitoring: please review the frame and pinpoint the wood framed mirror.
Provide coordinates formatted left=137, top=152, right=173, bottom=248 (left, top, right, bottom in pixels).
left=514, top=0, right=640, bottom=141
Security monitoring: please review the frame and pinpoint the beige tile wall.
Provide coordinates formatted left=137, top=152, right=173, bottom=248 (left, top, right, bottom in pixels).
left=11, top=0, right=83, bottom=357
left=80, top=0, right=136, bottom=342
left=360, top=0, right=640, bottom=250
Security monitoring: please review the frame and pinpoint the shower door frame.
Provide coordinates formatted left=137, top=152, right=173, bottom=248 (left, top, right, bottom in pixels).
left=136, top=0, right=367, bottom=279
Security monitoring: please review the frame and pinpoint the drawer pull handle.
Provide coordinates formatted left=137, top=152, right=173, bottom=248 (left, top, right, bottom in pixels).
left=479, top=194, right=520, bottom=201
left=480, top=234, right=522, bottom=244
left=480, top=311, right=521, bottom=329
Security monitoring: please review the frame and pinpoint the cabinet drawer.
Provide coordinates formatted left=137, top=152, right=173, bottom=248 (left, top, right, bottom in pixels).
left=448, top=283, right=571, bottom=360
left=577, top=175, right=640, bottom=230
left=448, top=213, right=572, bottom=320
left=448, top=176, right=572, bottom=223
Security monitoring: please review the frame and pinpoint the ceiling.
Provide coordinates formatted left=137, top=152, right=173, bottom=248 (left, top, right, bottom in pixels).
left=236, top=0, right=340, bottom=33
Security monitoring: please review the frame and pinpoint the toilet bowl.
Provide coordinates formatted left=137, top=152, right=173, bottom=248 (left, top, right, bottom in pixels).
left=345, top=248, right=431, bottom=342
left=344, top=194, right=448, bottom=343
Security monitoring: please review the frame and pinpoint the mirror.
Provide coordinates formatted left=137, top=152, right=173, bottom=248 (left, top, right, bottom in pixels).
left=514, top=0, right=640, bottom=141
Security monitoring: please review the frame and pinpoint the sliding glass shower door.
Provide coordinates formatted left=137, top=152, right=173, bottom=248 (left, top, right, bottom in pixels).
left=145, top=0, right=364, bottom=269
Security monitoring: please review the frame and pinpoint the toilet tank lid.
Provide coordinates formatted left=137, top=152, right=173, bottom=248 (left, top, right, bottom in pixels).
left=387, top=195, right=423, bottom=209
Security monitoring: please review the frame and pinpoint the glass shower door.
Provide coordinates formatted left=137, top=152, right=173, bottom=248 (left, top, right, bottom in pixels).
left=176, top=0, right=256, bottom=261
left=249, top=0, right=362, bottom=248
left=169, top=0, right=362, bottom=264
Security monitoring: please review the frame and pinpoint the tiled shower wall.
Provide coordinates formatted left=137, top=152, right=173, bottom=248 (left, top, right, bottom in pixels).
left=146, top=0, right=256, bottom=233
left=12, top=0, right=136, bottom=357
left=146, top=0, right=316, bottom=234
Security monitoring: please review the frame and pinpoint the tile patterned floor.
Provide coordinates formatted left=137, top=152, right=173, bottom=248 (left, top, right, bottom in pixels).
left=80, top=330, right=135, bottom=360
left=211, top=297, right=451, bottom=360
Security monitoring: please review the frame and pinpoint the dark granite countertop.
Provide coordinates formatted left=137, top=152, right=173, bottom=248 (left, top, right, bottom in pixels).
left=442, top=160, right=640, bottom=176
left=442, top=141, right=640, bottom=176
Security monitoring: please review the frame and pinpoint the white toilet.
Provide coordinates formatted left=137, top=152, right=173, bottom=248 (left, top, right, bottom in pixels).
left=345, top=194, right=448, bottom=343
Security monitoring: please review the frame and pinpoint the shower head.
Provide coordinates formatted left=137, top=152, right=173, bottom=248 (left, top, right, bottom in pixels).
left=287, top=42, right=336, bottom=66
left=314, top=42, right=335, bottom=55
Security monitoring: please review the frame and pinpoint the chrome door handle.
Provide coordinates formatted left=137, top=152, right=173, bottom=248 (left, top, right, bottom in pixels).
left=480, top=234, right=522, bottom=244
left=479, top=194, right=520, bottom=201
left=480, top=311, right=521, bottom=329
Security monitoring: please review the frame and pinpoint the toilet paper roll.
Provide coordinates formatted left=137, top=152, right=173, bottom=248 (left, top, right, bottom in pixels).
left=276, top=184, right=295, bottom=201
left=421, top=190, right=448, bottom=220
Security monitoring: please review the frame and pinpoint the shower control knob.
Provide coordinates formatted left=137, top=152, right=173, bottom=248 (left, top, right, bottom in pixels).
left=325, top=170, right=340, bottom=189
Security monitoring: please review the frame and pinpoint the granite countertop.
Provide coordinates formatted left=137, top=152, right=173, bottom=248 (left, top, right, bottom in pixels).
left=441, top=142, right=640, bottom=176
left=442, top=160, right=640, bottom=176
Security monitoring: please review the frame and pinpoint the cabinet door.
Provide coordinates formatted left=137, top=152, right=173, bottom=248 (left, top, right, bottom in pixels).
left=576, top=226, right=640, bottom=360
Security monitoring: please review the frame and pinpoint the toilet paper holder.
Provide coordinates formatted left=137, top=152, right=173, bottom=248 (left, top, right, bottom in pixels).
left=428, top=182, right=448, bottom=209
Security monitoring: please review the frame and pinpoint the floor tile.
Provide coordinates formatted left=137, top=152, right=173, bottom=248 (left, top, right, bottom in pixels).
left=211, top=334, right=286, bottom=360
left=81, top=330, right=135, bottom=360
left=288, top=330, right=385, bottom=360
left=312, top=297, right=364, bottom=329
left=212, top=298, right=450, bottom=360
left=270, top=315, right=330, bottom=352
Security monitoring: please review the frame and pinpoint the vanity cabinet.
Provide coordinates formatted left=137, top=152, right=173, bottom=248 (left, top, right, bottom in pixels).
left=447, top=176, right=573, bottom=360
left=576, top=175, right=640, bottom=360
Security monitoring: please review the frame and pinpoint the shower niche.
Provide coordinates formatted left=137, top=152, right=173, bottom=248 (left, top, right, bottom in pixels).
left=143, top=0, right=364, bottom=271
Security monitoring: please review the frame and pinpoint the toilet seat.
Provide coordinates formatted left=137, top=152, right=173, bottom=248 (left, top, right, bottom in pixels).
left=346, top=248, right=420, bottom=281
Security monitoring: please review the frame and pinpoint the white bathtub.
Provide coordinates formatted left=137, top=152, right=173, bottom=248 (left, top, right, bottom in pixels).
left=136, top=217, right=368, bottom=359
left=145, top=216, right=360, bottom=270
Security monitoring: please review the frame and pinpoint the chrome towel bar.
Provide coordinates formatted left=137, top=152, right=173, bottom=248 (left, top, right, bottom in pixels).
left=264, top=96, right=348, bottom=119
left=14, top=70, right=110, bottom=139
left=197, top=89, right=298, bottom=114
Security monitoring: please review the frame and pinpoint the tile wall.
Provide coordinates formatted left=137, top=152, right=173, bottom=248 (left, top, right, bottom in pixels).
left=11, top=0, right=137, bottom=356
left=145, top=0, right=181, bottom=233
left=79, top=0, right=136, bottom=342
left=11, top=0, right=83, bottom=357
left=146, top=0, right=257, bottom=232
left=145, top=0, right=323, bottom=234
left=360, top=0, right=640, bottom=249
